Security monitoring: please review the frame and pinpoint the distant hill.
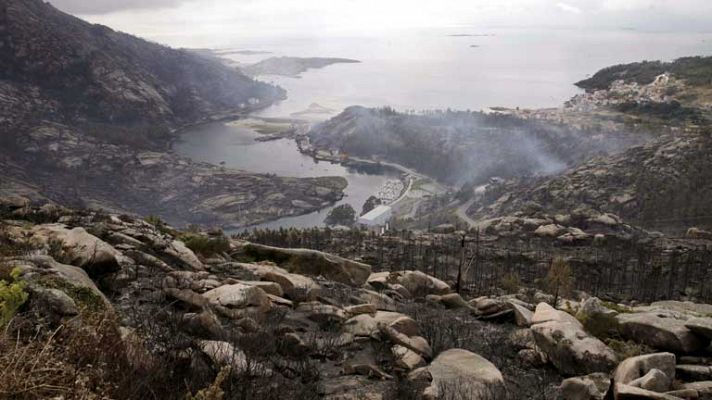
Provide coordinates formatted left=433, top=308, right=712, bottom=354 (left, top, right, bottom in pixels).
left=575, top=56, right=712, bottom=91
left=0, top=0, right=285, bottom=128
left=307, top=106, right=644, bottom=185
left=472, top=132, right=712, bottom=234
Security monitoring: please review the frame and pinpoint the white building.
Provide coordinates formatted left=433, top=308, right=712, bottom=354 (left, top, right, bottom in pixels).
left=357, top=205, right=392, bottom=229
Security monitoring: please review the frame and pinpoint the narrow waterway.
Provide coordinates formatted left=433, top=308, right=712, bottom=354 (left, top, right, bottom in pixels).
left=174, top=120, right=398, bottom=231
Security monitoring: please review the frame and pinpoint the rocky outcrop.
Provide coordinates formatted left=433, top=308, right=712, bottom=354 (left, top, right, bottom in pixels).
left=31, top=224, right=124, bottom=276
left=614, top=353, right=677, bottom=395
left=471, top=132, right=712, bottom=235
left=617, top=311, right=708, bottom=354
left=367, top=270, right=450, bottom=298
left=557, top=373, right=611, bottom=400
left=415, top=349, right=505, bottom=400
left=242, top=243, right=371, bottom=286
left=233, top=262, right=321, bottom=301
left=7, top=201, right=712, bottom=400
left=531, top=303, right=618, bottom=376
left=343, top=311, right=417, bottom=338
left=684, top=317, right=712, bottom=340
left=203, top=283, right=271, bottom=319
left=614, top=384, right=682, bottom=399
left=509, top=301, right=534, bottom=327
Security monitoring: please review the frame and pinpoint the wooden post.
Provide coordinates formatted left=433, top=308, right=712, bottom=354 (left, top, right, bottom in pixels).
left=456, top=233, right=466, bottom=293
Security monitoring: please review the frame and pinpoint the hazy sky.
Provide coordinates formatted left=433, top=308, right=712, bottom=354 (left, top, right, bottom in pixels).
left=50, top=0, right=712, bottom=46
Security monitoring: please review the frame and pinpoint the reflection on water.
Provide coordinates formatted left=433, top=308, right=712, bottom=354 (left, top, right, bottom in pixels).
left=174, top=122, right=396, bottom=231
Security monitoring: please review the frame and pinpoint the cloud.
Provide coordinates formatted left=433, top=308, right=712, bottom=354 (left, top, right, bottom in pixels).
left=72, top=0, right=712, bottom=47
left=49, top=0, right=188, bottom=15
left=556, top=2, right=583, bottom=14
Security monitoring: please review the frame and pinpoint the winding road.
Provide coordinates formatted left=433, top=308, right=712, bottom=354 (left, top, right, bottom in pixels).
left=455, top=197, right=478, bottom=228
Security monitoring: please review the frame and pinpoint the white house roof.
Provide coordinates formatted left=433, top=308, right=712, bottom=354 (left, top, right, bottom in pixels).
left=358, top=205, right=392, bottom=224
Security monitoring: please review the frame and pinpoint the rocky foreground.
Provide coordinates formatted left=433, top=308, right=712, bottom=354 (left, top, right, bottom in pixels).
left=2, top=200, right=712, bottom=399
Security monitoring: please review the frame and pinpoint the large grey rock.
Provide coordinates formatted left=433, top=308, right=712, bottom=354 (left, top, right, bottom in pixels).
left=182, top=311, right=226, bottom=339
left=242, top=243, right=371, bottom=286
left=685, top=317, right=712, bottom=340
left=32, top=224, right=123, bottom=275
left=472, top=297, right=509, bottom=315
left=419, top=349, right=505, bottom=400
left=344, top=311, right=417, bottom=338
left=508, top=300, right=534, bottom=327
left=617, top=312, right=707, bottom=354
left=614, top=384, right=682, bottom=400
left=650, top=301, right=712, bottom=316
left=535, top=224, right=565, bottom=238
left=577, top=297, right=618, bottom=320
left=165, top=240, right=205, bottom=271
left=628, top=369, right=671, bottom=393
left=32, top=287, right=79, bottom=316
left=532, top=302, right=582, bottom=326
left=531, top=318, right=617, bottom=376
left=239, top=280, right=284, bottom=297
left=557, top=373, right=611, bottom=400
left=676, top=364, right=712, bottom=382
left=296, top=302, right=347, bottom=323
left=203, top=283, right=271, bottom=316
left=345, top=303, right=377, bottom=317
left=366, top=271, right=391, bottom=290
left=368, top=271, right=451, bottom=297
left=9, top=255, right=111, bottom=308
left=164, top=288, right=209, bottom=311
left=392, top=345, right=425, bottom=370
left=379, top=324, right=432, bottom=359
left=677, top=381, right=712, bottom=396
left=614, top=353, right=676, bottom=388
left=235, top=262, right=320, bottom=301
left=439, top=293, right=472, bottom=309
left=358, top=289, right=397, bottom=311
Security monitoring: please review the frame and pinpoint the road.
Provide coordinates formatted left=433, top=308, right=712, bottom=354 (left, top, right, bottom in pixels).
left=455, top=197, right=478, bottom=228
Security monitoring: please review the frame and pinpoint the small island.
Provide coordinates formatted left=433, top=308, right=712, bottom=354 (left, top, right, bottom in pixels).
left=241, top=56, right=361, bottom=78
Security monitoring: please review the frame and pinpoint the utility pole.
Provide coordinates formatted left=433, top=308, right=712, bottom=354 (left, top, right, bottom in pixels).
left=456, top=232, right=466, bottom=293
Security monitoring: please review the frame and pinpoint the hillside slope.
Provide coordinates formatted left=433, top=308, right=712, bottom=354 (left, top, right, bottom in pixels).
left=0, top=0, right=345, bottom=228
left=0, top=0, right=284, bottom=128
left=462, top=59, right=712, bottom=234
left=470, top=131, right=712, bottom=234
left=307, top=106, right=645, bottom=185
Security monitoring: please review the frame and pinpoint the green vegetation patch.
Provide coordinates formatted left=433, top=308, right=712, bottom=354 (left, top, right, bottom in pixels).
left=606, top=338, right=653, bottom=360
left=324, top=204, right=356, bottom=227
left=36, top=276, right=106, bottom=315
left=180, top=233, right=230, bottom=257
left=576, top=56, right=712, bottom=91
left=0, top=268, right=28, bottom=329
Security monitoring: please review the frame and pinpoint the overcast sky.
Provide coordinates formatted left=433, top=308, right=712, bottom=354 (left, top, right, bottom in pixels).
left=49, top=0, right=712, bottom=46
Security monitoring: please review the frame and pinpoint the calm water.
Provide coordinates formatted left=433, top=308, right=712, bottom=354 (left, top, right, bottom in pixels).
left=175, top=27, right=712, bottom=230
left=174, top=122, right=397, bottom=231
left=220, top=27, right=712, bottom=119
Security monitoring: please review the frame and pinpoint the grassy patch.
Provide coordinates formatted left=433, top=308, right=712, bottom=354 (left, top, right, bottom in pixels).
left=36, top=276, right=106, bottom=316
left=0, top=268, right=28, bottom=329
left=180, top=234, right=230, bottom=257
left=606, top=338, right=653, bottom=360
left=601, top=301, right=632, bottom=314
